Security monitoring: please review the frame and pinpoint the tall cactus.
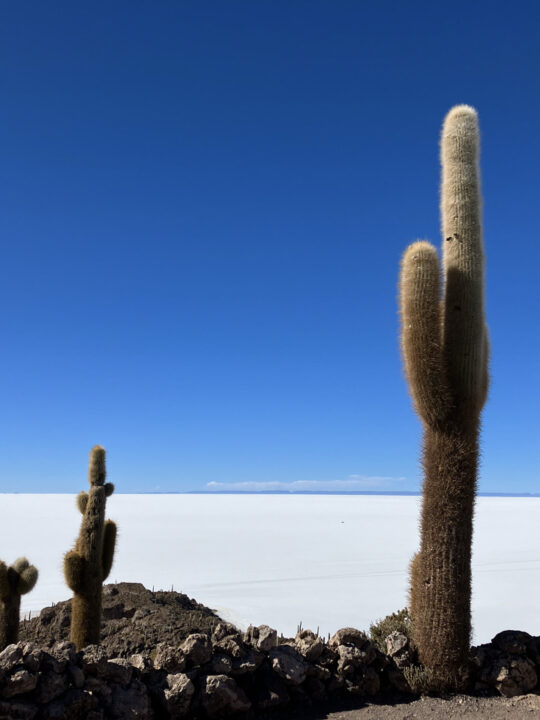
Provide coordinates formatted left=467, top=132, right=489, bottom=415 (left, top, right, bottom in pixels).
left=399, top=105, right=489, bottom=689
left=64, top=445, right=117, bottom=649
left=0, top=557, right=38, bottom=649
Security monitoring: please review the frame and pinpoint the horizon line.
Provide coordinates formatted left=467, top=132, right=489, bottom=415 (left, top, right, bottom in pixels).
left=1, top=490, right=540, bottom=497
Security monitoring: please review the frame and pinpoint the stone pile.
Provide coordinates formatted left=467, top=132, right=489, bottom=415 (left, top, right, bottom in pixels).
left=0, top=622, right=389, bottom=719
left=3, top=623, right=540, bottom=718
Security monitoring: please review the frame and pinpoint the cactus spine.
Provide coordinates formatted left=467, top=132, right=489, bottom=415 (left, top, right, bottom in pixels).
left=399, top=105, right=489, bottom=689
left=0, top=558, right=38, bottom=649
left=64, top=445, right=117, bottom=649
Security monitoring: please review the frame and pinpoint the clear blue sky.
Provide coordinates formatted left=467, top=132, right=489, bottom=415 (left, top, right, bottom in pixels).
left=1, top=1, right=538, bottom=493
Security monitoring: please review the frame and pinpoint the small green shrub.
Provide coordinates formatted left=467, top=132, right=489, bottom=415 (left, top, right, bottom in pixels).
left=403, top=664, right=434, bottom=695
left=369, top=607, right=411, bottom=653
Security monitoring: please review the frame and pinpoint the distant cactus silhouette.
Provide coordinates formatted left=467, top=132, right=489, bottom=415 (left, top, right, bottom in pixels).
left=0, top=557, right=38, bottom=649
left=64, top=445, right=117, bottom=649
left=399, top=105, right=489, bottom=689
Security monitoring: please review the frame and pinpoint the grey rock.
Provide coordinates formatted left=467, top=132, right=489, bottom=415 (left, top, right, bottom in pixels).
left=230, top=650, right=262, bottom=676
left=336, top=645, right=364, bottom=676
left=270, top=646, right=307, bottom=685
left=49, top=642, right=77, bottom=670
left=495, top=656, right=537, bottom=697
left=200, top=674, right=251, bottom=716
left=81, top=645, right=111, bottom=676
left=329, top=628, right=370, bottom=650
left=2, top=669, right=38, bottom=698
left=129, top=654, right=153, bottom=674
left=385, top=631, right=408, bottom=657
left=295, top=630, right=324, bottom=662
left=181, top=634, right=212, bottom=666
left=21, top=644, right=44, bottom=673
left=153, top=644, right=186, bottom=673
left=245, top=625, right=277, bottom=652
left=212, top=622, right=239, bottom=642
left=213, top=635, right=247, bottom=659
left=0, top=644, right=24, bottom=671
left=163, top=672, right=195, bottom=717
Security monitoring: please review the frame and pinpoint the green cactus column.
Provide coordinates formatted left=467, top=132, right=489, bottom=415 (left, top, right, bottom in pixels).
left=64, top=445, right=117, bottom=650
left=399, top=105, right=489, bottom=689
left=0, top=558, right=38, bottom=649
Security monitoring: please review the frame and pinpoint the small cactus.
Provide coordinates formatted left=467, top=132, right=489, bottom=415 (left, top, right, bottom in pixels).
left=0, top=557, right=38, bottom=649
left=64, top=445, right=117, bottom=649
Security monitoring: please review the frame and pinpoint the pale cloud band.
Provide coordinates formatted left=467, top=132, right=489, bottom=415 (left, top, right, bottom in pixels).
left=205, top=475, right=405, bottom=493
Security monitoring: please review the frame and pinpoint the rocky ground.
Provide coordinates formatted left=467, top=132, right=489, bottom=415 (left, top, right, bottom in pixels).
left=10, top=583, right=540, bottom=719
left=18, top=582, right=221, bottom=656
left=276, top=693, right=540, bottom=719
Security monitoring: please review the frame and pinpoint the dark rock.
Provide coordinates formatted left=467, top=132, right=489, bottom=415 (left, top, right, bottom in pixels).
left=0, top=700, right=38, bottom=719
left=84, top=675, right=113, bottom=706
left=181, top=634, right=213, bottom=667
left=269, top=646, right=307, bottom=685
left=209, top=653, right=233, bottom=675
left=129, top=654, right=153, bottom=675
left=230, top=650, right=263, bottom=676
left=245, top=625, right=277, bottom=653
left=33, top=671, right=69, bottom=704
left=42, top=687, right=100, bottom=719
left=2, top=669, right=38, bottom=698
left=495, top=656, right=537, bottom=697
left=69, top=664, right=86, bottom=689
left=329, top=628, right=370, bottom=650
left=213, top=635, right=247, bottom=659
left=21, top=644, right=43, bottom=673
left=385, top=631, right=408, bottom=656
left=295, top=630, right=324, bottom=662
left=303, top=676, right=326, bottom=700
left=153, top=644, right=186, bottom=673
left=254, top=666, right=289, bottom=709
left=163, top=673, right=195, bottom=717
left=212, top=623, right=239, bottom=643
left=110, top=679, right=153, bottom=719
left=200, top=674, right=251, bottom=716
left=492, top=630, right=532, bottom=656
left=0, top=644, right=24, bottom=671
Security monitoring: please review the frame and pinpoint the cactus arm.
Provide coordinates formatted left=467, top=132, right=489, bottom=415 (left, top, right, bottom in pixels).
left=64, top=550, right=85, bottom=593
left=101, top=520, right=117, bottom=580
left=440, top=105, right=486, bottom=411
left=89, top=445, right=106, bottom=485
left=399, top=241, right=451, bottom=427
left=104, top=482, right=114, bottom=497
left=77, top=491, right=89, bottom=514
left=16, top=564, right=38, bottom=595
left=0, top=561, right=9, bottom=601
left=478, top=325, right=490, bottom=411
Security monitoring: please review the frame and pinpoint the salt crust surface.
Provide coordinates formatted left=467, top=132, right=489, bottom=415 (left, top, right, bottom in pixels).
left=2, top=493, right=540, bottom=644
